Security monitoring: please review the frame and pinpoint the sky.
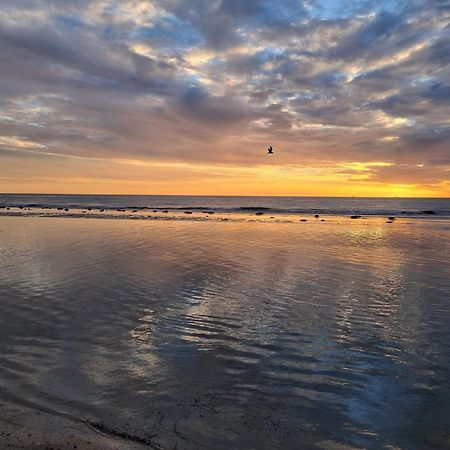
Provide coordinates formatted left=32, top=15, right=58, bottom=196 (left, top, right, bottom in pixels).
left=0, top=0, right=449, bottom=197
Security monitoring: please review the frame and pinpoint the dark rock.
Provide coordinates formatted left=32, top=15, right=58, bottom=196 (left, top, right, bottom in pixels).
left=386, top=220, right=393, bottom=223
left=300, top=219, right=307, bottom=222
left=64, top=208, right=69, bottom=212
left=350, top=215, right=361, bottom=219
left=314, top=214, right=319, bottom=218
left=255, top=212, right=264, bottom=216
left=422, top=210, right=435, bottom=214
left=184, top=211, right=193, bottom=214
left=162, top=210, right=168, bottom=213
left=321, top=219, right=325, bottom=221
left=388, top=216, right=396, bottom=220
left=153, top=210, right=158, bottom=212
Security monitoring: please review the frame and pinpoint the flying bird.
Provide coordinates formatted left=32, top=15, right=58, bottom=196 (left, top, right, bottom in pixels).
left=267, top=146, right=273, bottom=154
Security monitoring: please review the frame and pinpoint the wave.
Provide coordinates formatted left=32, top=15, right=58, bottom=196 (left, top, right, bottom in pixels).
left=0, top=194, right=449, bottom=217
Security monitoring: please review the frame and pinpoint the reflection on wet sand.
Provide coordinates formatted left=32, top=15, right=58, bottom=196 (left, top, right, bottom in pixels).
left=0, top=217, right=449, bottom=449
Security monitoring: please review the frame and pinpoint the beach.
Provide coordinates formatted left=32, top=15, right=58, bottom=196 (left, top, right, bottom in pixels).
left=0, top=212, right=449, bottom=449
left=1, top=0, right=449, bottom=446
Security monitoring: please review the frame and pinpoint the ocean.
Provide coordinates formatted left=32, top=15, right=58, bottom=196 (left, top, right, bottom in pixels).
left=0, top=193, right=449, bottom=217
left=0, top=199, right=449, bottom=448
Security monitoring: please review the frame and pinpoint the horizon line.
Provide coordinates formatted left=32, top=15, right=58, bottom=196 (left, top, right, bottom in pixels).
left=1, top=192, right=449, bottom=200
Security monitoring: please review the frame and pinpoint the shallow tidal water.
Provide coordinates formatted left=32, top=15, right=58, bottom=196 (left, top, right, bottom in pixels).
left=0, top=216, right=449, bottom=449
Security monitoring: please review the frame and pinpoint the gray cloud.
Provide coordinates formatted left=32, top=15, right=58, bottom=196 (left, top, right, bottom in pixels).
left=0, top=0, right=449, bottom=190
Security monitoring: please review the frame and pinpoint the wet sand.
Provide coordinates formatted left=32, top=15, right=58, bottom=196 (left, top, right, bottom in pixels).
left=0, top=203, right=448, bottom=223
left=0, top=215, right=449, bottom=449
left=0, top=402, right=149, bottom=449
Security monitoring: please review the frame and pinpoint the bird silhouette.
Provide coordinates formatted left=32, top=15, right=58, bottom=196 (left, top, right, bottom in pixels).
left=267, top=146, right=273, bottom=154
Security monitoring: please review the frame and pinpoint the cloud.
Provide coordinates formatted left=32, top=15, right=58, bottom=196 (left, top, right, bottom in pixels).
left=0, top=0, right=448, bottom=194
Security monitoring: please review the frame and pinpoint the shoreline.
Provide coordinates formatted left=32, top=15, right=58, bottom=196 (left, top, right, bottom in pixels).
left=0, top=401, right=150, bottom=450
left=1, top=195, right=448, bottom=220
left=0, top=208, right=448, bottom=224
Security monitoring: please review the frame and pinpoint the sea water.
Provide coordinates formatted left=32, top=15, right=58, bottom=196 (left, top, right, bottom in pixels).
left=0, top=213, right=449, bottom=449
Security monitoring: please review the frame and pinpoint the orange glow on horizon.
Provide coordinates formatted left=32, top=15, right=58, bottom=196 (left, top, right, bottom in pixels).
left=1, top=160, right=448, bottom=197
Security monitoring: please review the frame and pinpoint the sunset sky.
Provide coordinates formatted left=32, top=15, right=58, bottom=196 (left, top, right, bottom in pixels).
left=0, top=0, right=449, bottom=196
